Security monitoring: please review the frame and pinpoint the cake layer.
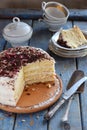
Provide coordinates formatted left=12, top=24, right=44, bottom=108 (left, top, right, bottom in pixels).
left=24, top=59, right=55, bottom=85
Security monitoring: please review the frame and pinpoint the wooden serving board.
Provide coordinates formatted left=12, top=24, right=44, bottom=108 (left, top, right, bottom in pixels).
left=0, top=76, right=62, bottom=113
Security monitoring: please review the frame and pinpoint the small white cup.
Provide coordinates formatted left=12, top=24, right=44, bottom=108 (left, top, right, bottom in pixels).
left=44, top=20, right=66, bottom=32
left=42, top=1, right=69, bottom=21
left=43, top=14, right=66, bottom=24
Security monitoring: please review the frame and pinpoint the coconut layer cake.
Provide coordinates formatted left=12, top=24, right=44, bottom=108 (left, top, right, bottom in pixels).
left=0, top=46, right=55, bottom=106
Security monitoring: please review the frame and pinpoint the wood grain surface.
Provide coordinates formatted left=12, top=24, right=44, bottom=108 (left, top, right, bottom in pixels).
left=0, top=9, right=87, bottom=130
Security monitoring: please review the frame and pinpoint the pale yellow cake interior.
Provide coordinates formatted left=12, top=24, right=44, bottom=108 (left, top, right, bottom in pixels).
left=60, top=26, right=87, bottom=48
left=14, top=67, right=25, bottom=103
left=24, top=59, right=55, bottom=85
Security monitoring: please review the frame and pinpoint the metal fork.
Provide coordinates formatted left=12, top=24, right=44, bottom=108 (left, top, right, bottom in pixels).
left=61, top=96, right=73, bottom=130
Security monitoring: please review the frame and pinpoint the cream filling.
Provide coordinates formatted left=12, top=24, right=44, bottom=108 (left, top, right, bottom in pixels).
left=24, top=59, right=55, bottom=83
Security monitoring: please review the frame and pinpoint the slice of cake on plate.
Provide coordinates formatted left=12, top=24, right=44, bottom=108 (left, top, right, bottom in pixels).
left=58, top=26, right=87, bottom=48
left=0, top=46, right=55, bottom=106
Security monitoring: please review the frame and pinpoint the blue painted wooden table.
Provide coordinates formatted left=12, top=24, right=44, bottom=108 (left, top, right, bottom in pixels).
left=0, top=8, right=87, bottom=130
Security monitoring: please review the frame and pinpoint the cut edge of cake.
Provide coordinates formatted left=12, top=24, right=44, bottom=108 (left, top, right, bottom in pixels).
left=0, top=46, right=56, bottom=106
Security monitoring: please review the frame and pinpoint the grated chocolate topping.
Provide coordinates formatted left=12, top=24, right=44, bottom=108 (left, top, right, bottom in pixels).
left=0, top=46, right=52, bottom=78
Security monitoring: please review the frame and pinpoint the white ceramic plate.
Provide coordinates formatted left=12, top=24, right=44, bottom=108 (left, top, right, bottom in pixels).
left=49, top=30, right=87, bottom=58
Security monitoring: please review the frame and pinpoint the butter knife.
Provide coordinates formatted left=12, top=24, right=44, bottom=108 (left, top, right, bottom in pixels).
left=44, top=76, right=87, bottom=120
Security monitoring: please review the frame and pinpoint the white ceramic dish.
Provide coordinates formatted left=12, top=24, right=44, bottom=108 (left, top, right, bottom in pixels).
left=44, top=20, right=66, bottom=32
left=3, top=17, right=33, bottom=47
left=51, top=30, right=87, bottom=51
left=43, top=14, right=67, bottom=24
left=42, top=1, right=69, bottom=21
left=49, top=29, right=87, bottom=58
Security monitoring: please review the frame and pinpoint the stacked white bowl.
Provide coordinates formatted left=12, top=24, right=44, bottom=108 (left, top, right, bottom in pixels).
left=42, top=1, right=69, bottom=32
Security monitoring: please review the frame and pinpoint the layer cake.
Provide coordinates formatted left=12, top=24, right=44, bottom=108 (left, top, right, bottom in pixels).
left=0, top=46, right=55, bottom=106
left=58, top=26, right=87, bottom=48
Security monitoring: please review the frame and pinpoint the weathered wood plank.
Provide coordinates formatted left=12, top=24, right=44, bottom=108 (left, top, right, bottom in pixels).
left=14, top=20, right=50, bottom=130
left=74, top=21, right=87, bottom=130
left=76, top=56, right=87, bottom=130
left=0, top=9, right=87, bottom=21
left=48, top=57, right=82, bottom=130
left=69, top=9, right=87, bottom=21
left=0, top=19, right=13, bottom=51
left=0, top=20, right=11, bottom=37
left=0, top=38, right=6, bottom=52
left=0, top=19, right=33, bottom=130
left=0, top=9, right=86, bottom=130
left=68, top=94, right=82, bottom=129
left=48, top=22, right=82, bottom=130
left=0, top=19, right=15, bottom=130
left=30, top=20, right=82, bottom=130
left=0, top=110, right=15, bottom=130
left=72, top=21, right=87, bottom=31
left=30, top=20, right=52, bottom=50
left=0, top=9, right=42, bottom=20
left=14, top=111, right=47, bottom=130
left=73, top=21, right=87, bottom=130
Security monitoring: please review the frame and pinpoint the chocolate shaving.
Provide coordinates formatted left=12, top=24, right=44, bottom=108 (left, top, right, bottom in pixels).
left=0, top=47, right=52, bottom=78
left=57, top=33, right=71, bottom=48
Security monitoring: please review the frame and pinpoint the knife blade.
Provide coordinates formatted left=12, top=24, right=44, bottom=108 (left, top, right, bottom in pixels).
left=62, top=76, right=87, bottom=100
left=44, top=76, right=87, bottom=120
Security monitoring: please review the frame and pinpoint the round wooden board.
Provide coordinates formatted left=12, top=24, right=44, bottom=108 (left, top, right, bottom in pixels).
left=0, top=76, right=62, bottom=113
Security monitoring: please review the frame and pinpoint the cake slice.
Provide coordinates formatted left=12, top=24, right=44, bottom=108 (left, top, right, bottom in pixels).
left=58, top=26, right=87, bottom=48
left=0, top=47, right=55, bottom=106
left=24, top=59, right=55, bottom=85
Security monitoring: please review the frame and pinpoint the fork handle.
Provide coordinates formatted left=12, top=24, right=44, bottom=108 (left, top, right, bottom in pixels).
left=62, top=96, right=73, bottom=122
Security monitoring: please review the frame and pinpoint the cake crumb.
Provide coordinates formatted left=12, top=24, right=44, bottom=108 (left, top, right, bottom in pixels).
left=32, top=88, right=36, bottom=91
left=0, top=118, right=4, bottom=120
left=25, top=84, right=29, bottom=88
left=29, top=120, right=34, bottom=126
left=26, top=93, right=30, bottom=95
left=52, top=82, right=55, bottom=86
left=46, top=83, right=52, bottom=88
left=25, top=88, right=28, bottom=91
